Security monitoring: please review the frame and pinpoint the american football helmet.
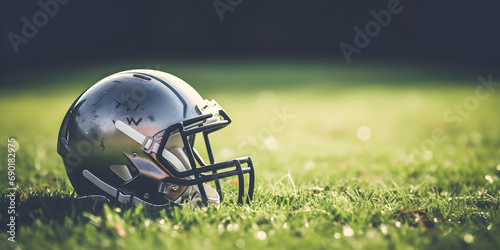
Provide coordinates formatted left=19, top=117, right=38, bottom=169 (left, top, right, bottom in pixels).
left=57, top=69, right=255, bottom=207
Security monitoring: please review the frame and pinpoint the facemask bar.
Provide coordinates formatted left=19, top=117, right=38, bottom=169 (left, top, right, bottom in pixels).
left=156, top=109, right=255, bottom=205
left=192, top=133, right=221, bottom=198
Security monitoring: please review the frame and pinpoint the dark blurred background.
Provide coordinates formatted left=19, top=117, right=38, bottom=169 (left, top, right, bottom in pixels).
left=1, top=0, right=499, bottom=80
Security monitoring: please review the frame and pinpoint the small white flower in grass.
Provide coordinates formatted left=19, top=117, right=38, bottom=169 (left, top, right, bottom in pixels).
left=305, top=222, right=309, bottom=228
left=424, top=151, right=433, bottom=161
left=357, top=126, right=371, bottom=141
left=380, top=224, right=388, bottom=235
left=343, top=225, right=354, bottom=237
left=485, top=175, right=494, bottom=184
left=283, top=223, right=288, bottom=229
left=114, top=207, right=121, bottom=213
left=235, top=239, right=245, bottom=248
left=263, top=136, right=278, bottom=150
left=334, top=233, right=341, bottom=239
left=464, top=233, right=474, bottom=243
left=487, top=224, right=492, bottom=230
left=256, top=231, right=267, bottom=240
left=497, top=165, right=500, bottom=171
left=145, top=220, right=150, bottom=226
left=395, top=221, right=401, bottom=227
left=174, top=224, right=180, bottom=230
left=159, top=219, right=165, bottom=224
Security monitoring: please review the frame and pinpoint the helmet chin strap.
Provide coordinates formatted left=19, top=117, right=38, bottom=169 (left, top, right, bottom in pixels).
left=114, top=120, right=220, bottom=206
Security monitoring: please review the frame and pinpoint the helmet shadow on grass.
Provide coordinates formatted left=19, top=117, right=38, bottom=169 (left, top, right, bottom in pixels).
left=0, top=189, right=178, bottom=228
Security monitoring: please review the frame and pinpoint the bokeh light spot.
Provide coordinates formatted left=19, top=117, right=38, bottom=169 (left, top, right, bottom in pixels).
left=264, top=136, right=278, bottom=150
left=424, top=151, right=433, bottom=161
left=380, top=224, right=388, bottom=234
left=429, top=164, right=437, bottom=171
left=343, top=225, right=354, bottom=237
left=304, top=161, right=316, bottom=170
left=357, top=126, right=371, bottom=141
left=258, top=90, right=276, bottom=105
left=235, top=239, right=245, bottom=248
left=464, top=234, right=474, bottom=243
left=485, top=175, right=494, bottom=184
left=256, top=231, right=267, bottom=240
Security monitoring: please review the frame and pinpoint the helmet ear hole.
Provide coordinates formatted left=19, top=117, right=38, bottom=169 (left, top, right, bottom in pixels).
left=109, top=164, right=134, bottom=181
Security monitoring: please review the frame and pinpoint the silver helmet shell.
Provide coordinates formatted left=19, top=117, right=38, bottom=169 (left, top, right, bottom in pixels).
left=57, top=69, right=254, bottom=207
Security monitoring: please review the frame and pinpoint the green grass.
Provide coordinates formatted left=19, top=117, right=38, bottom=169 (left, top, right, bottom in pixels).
left=1, top=59, right=499, bottom=249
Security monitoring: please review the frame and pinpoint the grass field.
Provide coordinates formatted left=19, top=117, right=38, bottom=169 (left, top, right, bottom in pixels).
left=1, top=59, right=499, bottom=249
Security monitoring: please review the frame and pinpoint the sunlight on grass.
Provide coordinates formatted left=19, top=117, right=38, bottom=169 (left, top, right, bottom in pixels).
left=1, top=60, right=499, bottom=249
